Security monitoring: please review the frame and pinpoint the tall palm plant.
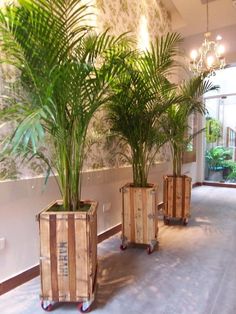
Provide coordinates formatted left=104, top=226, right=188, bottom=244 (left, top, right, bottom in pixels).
left=0, top=0, right=129, bottom=210
left=107, top=33, right=183, bottom=187
left=163, top=75, right=215, bottom=176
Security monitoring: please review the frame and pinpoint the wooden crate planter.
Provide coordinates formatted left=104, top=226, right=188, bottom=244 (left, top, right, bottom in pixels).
left=163, top=175, right=192, bottom=225
left=37, top=200, right=97, bottom=312
left=120, top=184, right=159, bottom=254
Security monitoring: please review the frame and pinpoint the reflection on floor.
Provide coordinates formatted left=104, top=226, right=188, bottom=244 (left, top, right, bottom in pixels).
left=1, top=186, right=236, bottom=314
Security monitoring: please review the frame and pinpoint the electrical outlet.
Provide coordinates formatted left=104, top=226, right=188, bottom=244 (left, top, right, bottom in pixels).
left=103, top=202, right=111, bottom=212
left=0, top=238, right=6, bottom=250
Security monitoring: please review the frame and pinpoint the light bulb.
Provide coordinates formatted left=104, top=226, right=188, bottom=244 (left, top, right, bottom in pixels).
left=190, top=50, right=198, bottom=61
left=207, top=55, right=215, bottom=68
left=217, top=44, right=225, bottom=56
left=216, top=35, right=222, bottom=41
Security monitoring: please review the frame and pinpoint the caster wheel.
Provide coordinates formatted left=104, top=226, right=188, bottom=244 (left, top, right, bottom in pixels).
left=120, top=244, right=127, bottom=251
left=183, top=218, right=188, bottom=226
left=164, top=216, right=170, bottom=225
left=41, top=301, right=53, bottom=312
left=147, top=245, right=153, bottom=255
left=78, top=302, right=91, bottom=313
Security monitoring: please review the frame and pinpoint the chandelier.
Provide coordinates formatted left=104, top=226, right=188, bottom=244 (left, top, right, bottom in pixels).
left=189, top=0, right=226, bottom=76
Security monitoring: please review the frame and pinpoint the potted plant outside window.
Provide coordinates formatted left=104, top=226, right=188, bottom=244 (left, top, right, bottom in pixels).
left=107, top=33, right=183, bottom=254
left=0, top=0, right=129, bottom=311
left=206, top=146, right=232, bottom=181
left=206, top=117, right=222, bottom=144
left=162, top=75, right=215, bottom=225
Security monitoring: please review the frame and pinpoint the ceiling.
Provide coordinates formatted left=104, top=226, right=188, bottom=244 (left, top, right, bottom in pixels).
left=164, top=0, right=236, bottom=37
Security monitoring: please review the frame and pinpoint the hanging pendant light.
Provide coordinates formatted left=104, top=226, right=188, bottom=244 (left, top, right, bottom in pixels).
left=189, top=0, right=226, bottom=76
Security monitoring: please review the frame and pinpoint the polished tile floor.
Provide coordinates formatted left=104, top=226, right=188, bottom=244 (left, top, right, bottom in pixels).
left=1, top=186, right=236, bottom=314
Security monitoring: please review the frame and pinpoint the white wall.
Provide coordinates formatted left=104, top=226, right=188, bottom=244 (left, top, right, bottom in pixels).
left=0, top=177, right=60, bottom=282
left=0, top=161, right=173, bottom=282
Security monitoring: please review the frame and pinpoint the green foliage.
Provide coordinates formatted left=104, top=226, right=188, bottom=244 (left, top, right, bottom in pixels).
left=107, top=32, right=183, bottom=187
left=163, top=75, right=216, bottom=176
left=206, top=118, right=222, bottom=143
left=206, top=146, right=233, bottom=170
left=0, top=0, right=131, bottom=210
left=223, top=160, right=236, bottom=181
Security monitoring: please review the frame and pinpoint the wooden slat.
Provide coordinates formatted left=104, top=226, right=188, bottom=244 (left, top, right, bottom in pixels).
left=176, top=177, right=182, bottom=218
left=40, top=215, right=52, bottom=300
left=123, top=186, right=131, bottom=242
left=167, top=177, right=173, bottom=217
left=49, top=215, right=59, bottom=301
left=181, top=177, right=186, bottom=218
left=154, top=190, right=158, bottom=239
left=146, top=188, right=154, bottom=244
left=172, top=177, right=177, bottom=217
left=130, top=188, right=135, bottom=242
left=91, top=212, right=97, bottom=293
left=185, top=177, right=192, bottom=216
left=75, top=215, right=88, bottom=298
left=68, top=214, right=76, bottom=301
left=57, top=214, right=69, bottom=301
left=121, top=188, right=125, bottom=241
left=163, top=177, right=168, bottom=214
left=142, top=189, right=147, bottom=244
left=134, top=188, right=143, bottom=244
left=86, top=215, right=91, bottom=297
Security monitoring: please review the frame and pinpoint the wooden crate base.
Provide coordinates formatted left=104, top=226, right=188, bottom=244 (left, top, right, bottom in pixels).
left=163, top=175, right=192, bottom=224
left=37, top=200, right=97, bottom=306
left=121, top=183, right=159, bottom=253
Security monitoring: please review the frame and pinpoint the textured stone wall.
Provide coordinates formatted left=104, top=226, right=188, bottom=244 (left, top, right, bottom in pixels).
left=96, top=0, right=171, bottom=38
left=84, top=0, right=171, bottom=170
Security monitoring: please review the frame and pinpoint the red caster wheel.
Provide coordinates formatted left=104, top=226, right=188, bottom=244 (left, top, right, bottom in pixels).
left=78, top=302, right=91, bottom=313
left=120, top=244, right=127, bottom=251
left=147, top=245, right=153, bottom=255
left=183, top=218, right=188, bottom=226
left=41, top=301, right=54, bottom=312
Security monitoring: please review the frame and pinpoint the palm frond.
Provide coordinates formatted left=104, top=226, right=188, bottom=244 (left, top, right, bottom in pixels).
left=0, top=0, right=132, bottom=209
left=164, top=74, right=217, bottom=176
left=107, top=33, right=183, bottom=186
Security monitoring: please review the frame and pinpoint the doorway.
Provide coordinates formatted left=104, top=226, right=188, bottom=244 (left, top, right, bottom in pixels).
left=203, top=66, right=236, bottom=183
left=204, top=95, right=236, bottom=183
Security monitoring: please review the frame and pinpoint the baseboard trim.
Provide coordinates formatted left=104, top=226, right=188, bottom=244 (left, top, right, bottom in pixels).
left=0, top=223, right=122, bottom=295
left=192, top=182, right=203, bottom=188
left=192, top=181, right=236, bottom=188
left=202, top=181, right=236, bottom=188
left=0, top=265, right=40, bottom=296
left=98, top=223, right=122, bottom=243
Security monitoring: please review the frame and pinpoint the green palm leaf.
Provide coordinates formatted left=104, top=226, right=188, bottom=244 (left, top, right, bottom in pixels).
left=163, top=75, right=217, bottom=176
left=0, top=0, right=132, bottom=210
left=107, top=33, right=183, bottom=187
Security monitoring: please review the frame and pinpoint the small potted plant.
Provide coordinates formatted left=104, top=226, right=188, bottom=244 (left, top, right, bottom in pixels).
left=206, top=117, right=222, bottom=144
left=0, top=0, right=129, bottom=311
left=107, top=33, right=183, bottom=253
left=222, top=159, right=236, bottom=182
left=163, top=75, right=215, bottom=225
left=206, top=146, right=232, bottom=181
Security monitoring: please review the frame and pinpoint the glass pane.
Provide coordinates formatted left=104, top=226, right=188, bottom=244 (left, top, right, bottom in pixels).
left=204, top=95, right=236, bottom=182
